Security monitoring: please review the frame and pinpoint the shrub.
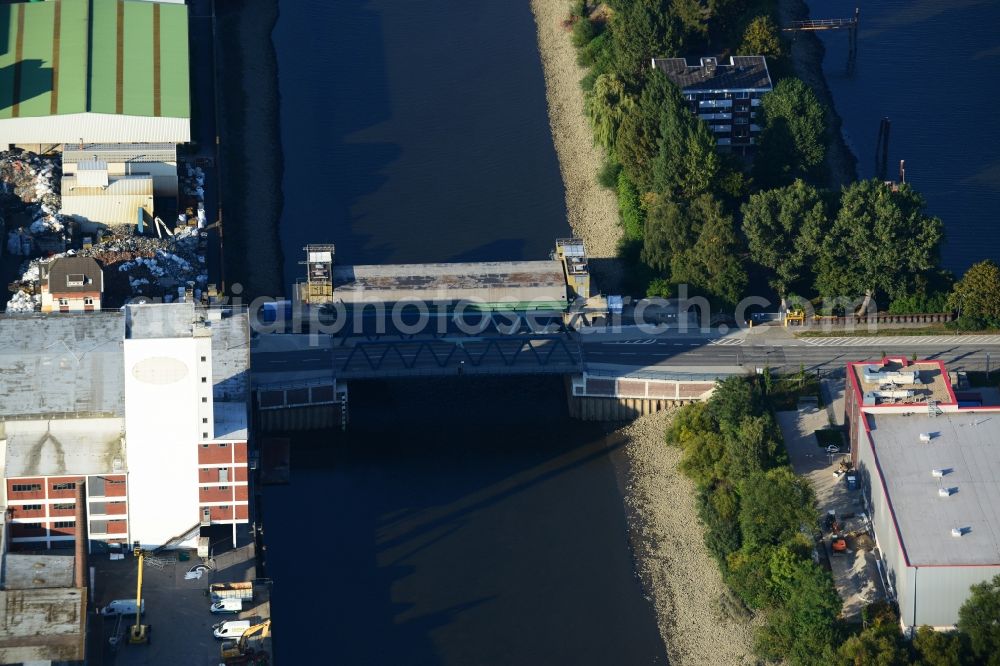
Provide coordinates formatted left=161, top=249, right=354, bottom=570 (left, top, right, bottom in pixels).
left=617, top=170, right=644, bottom=241
left=597, top=159, right=621, bottom=189
left=571, top=17, right=597, bottom=48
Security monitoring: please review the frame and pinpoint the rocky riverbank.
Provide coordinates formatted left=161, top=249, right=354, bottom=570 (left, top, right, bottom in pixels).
left=215, top=0, right=285, bottom=299
left=529, top=0, right=624, bottom=291
left=613, top=411, right=760, bottom=664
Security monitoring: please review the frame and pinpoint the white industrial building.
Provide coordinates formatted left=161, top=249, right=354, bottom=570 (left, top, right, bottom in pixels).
left=0, top=303, right=251, bottom=552
left=847, top=359, right=1000, bottom=630
left=63, top=143, right=179, bottom=197
left=60, top=161, right=155, bottom=227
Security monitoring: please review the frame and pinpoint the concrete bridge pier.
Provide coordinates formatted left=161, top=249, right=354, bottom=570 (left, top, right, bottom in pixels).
left=565, top=372, right=721, bottom=422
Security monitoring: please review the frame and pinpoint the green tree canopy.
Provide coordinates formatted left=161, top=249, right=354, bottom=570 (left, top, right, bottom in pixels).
left=912, top=626, right=968, bottom=666
left=607, top=0, right=680, bottom=82
left=814, top=180, right=944, bottom=310
left=741, top=179, right=829, bottom=295
left=948, top=260, right=1000, bottom=327
left=738, top=467, right=816, bottom=549
left=755, top=77, right=827, bottom=186
left=741, top=15, right=782, bottom=57
left=754, top=559, right=842, bottom=664
left=615, top=69, right=675, bottom=192
left=585, top=73, right=635, bottom=150
left=957, top=573, right=1000, bottom=664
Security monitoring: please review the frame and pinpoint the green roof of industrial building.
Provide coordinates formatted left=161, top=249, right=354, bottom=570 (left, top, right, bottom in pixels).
left=0, top=0, right=189, bottom=120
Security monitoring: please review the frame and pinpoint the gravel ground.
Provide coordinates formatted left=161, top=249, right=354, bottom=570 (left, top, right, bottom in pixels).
left=529, top=0, right=624, bottom=291
left=617, top=412, right=760, bottom=665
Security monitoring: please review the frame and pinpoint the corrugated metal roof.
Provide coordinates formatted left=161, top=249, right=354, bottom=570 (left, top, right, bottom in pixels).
left=0, top=0, right=189, bottom=121
left=0, top=113, right=189, bottom=144
left=62, top=142, right=177, bottom=164
left=62, top=174, right=154, bottom=197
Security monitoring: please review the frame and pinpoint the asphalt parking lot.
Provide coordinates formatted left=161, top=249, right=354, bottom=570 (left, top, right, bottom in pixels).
left=777, top=394, right=885, bottom=621
left=91, top=545, right=269, bottom=666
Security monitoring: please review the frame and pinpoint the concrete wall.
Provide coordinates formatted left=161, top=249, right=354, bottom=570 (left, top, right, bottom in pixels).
left=123, top=335, right=213, bottom=547
left=567, top=395, right=686, bottom=421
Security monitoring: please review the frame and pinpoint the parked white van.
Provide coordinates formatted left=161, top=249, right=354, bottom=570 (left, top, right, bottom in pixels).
left=210, top=598, right=242, bottom=614
left=100, top=599, right=145, bottom=616
left=213, top=620, right=251, bottom=640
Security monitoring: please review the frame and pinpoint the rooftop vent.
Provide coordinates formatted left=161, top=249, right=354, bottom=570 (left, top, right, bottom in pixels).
left=951, top=526, right=969, bottom=538
left=938, top=487, right=954, bottom=497
left=700, top=57, right=718, bottom=76
left=919, top=432, right=932, bottom=443
left=932, top=468, right=945, bottom=478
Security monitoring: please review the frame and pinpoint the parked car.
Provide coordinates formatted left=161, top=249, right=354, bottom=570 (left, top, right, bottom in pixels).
left=210, top=598, right=243, bottom=614
left=213, top=620, right=251, bottom=639
left=100, top=599, right=145, bottom=616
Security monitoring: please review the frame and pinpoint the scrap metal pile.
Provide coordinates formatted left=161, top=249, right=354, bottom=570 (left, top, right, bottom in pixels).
left=2, top=150, right=208, bottom=311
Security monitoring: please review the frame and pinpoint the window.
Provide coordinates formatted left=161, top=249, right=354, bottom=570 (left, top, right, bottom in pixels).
left=53, top=521, right=75, bottom=528
left=66, top=274, right=86, bottom=287
left=202, top=418, right=208, bottom=424
left=12, top=483, right=42, bottom=492
left=58, top=298, right=69, bottom=306
left=201, top=356, right=207, bottom=362
left=53, top=503, right=76, bottom=510
left=218, top=443, right=228, bottom=448
left=201, top=377, right=207, bottom=383
left=203, top=432, right=209, bottom=439
left=21, top=522, right=43, bottom=531
left=20, top=504, right=42, bottom=511
left=52, top=482, right=77, bottom=491
left=84, top=297, right=94, bottom=306
left=202, top=397, right=208, bottom=403
left=201, top=444, right=209, bottom=448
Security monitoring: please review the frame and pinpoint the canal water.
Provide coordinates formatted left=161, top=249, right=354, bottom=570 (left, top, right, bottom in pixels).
left=807, top=0, right=1000, bottom=274
left=272, top=0, right=569, bottom=287
left=265, top=1, right=667, bottom=664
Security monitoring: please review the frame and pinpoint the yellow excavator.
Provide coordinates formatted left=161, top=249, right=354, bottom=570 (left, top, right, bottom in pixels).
left=128, top=547, right=150, bottom=644
left=220, top=618, right=271, bottom=664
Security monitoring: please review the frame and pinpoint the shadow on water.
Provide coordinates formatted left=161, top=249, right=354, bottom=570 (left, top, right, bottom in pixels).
left=273, top=0, right=569, bottom=290
left=262, top=377, right=667, bottom=665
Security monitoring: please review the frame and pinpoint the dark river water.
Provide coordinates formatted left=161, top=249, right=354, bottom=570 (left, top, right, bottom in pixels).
left=265, top=1, right=666, bottom=664
left=807, top=0, right=1000, bottom=274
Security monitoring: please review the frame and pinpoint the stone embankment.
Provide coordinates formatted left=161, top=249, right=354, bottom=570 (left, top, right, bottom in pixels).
left=618, top=411, right=760, bottom=664
left=529, top=0, right=623, bottom=291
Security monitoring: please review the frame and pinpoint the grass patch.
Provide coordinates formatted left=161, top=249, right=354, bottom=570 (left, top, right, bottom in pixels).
left=768, top=373, right=822, bottom=411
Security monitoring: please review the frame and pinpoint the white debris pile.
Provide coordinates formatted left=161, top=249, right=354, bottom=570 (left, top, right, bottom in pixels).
left=4, top=290, right=40, bottom=313
left=1, top=150, right=68, bottom=247
left=181, top=163, right=205, bottom=201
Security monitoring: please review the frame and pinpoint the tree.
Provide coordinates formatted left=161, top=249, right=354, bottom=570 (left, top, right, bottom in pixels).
left=814, top=180, right=944, bottom=311
left=912, top=626, right=968, bottom=666
left=585, top=73, right=635, bottom=150
left=755, top=560, right=841, bottom=664
left=617, top=170, right=645, bottom=241
left=741, top=179, right=829, bottom=295
left=615, top=70, right=676, bottom=192
left=608, top=0, right=680, bottom=82
left=738, top=467, right=816, bottom=549
left=649, top=87, right=721, bottom=201
left=958, top=573, right=1000, bottom=664
left=741, top=15, right=782, bottom=57
left=641, top=195, right=684, bottom=273
left=668, top=195, right=747, bottom=308
left=948, top=260, right=1000, bottom=327
left=698, top=482, right=742, bottom=565
left=755, top=78, right=827, bottom=186
left=838, top=603, right=911, bottom=666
